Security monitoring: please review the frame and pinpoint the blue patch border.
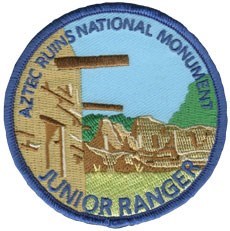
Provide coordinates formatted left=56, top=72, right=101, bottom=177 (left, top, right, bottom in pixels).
left=4, top=3, right=227, bottom=228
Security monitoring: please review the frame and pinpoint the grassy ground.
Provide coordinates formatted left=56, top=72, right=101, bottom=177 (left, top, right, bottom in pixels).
left=86, top=171, right=198, bottom=216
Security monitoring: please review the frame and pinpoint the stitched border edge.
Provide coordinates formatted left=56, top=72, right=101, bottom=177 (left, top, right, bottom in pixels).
left=4, top=3, right=227, bottom=228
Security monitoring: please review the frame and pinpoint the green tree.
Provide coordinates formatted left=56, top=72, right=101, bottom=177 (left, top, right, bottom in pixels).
left=82, top=114, right=135, bottom=142
left=169, top=75, right=217, bottom=128
left=82, top=114, right=105, bottom=142
left=109, top=114, right=135, bottom=131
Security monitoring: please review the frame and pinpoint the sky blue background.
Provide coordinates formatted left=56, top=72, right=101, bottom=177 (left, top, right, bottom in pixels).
left=64, top=13, right=207, bottom=122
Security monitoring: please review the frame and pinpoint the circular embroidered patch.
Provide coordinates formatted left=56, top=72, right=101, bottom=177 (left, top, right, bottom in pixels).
left=4, top=3, right=227, bottom=228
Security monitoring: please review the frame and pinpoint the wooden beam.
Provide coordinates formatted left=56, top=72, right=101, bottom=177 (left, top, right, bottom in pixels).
left=40, top=115, right=65, bottom=126
left=54, top=55, right=129, bottom=69
left=83, top=102, right=123, bottom=112
left=15, top=130, right=35, bottom=137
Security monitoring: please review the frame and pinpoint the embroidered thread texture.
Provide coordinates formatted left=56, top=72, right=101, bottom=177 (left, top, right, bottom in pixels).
left=5, top=3, right=226, bottom=228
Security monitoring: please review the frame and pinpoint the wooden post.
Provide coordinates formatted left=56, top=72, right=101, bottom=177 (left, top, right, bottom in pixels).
left=82, top=102, right=123, bottom=112
left=55, top=55, right=129, bottom=69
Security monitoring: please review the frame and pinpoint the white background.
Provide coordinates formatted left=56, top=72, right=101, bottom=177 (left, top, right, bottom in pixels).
left=0, top=1, right=229, bottom=230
